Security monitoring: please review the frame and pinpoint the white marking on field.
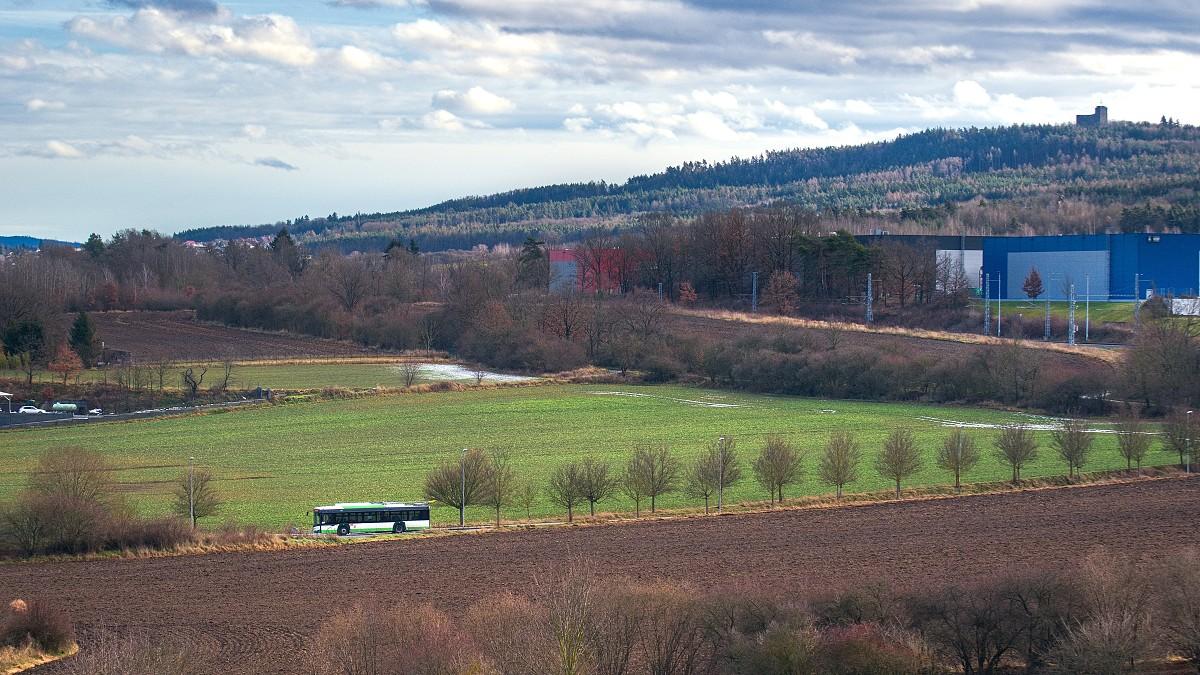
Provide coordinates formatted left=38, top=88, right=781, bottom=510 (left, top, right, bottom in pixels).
left=590, top=391, right=741, bottom=408
left=393, top=363, right=538, bottom=383
left=916, top=416, right=1118, bottom=433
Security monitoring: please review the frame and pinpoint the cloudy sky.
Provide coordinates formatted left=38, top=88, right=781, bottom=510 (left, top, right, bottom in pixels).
left=1, top=0, right=1198, bottom=240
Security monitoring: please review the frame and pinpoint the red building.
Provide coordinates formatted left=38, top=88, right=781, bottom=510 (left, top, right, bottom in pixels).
left=549, top=247, right=630, bottom=293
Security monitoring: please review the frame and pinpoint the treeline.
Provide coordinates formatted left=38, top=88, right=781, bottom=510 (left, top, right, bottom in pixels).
left=303, top=550, right=1200, bottom=675
left=425, top=416, right=1181, bottom=525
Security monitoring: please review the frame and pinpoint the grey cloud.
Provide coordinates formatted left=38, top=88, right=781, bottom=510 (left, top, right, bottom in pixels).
left=254, top=157, right=299, bottom=171
left=106, top=0, right=220, bottom=15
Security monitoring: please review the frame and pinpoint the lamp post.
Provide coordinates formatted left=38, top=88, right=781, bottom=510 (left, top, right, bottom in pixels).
left=1188, top=412, right=1193, bottom=475
left=459, top=447, right=467, bottom=527
left=717, top=436, right=726, bottom=513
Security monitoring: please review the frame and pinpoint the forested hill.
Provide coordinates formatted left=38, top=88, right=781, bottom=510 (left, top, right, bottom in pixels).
left=0, top=235, right=80, bottom=251
left=176, top=121, right=1200, bottom=252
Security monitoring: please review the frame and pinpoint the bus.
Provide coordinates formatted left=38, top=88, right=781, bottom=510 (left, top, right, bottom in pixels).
left=312, top=502, right=431, bottom=536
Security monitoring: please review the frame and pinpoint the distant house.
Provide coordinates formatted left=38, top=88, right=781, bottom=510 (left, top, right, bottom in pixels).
left=1076, top=105, right=1108, bottom=127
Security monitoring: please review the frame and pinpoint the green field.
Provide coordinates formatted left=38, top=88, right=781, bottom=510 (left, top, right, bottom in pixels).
left=974, top=299, right=1134, bottom=324
left=1, top=361, right=524, bottom=392
left=0, top=384, right=1163, bottom=528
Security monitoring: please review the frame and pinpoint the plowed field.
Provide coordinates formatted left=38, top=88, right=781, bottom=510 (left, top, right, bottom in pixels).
left=9, top=477, right=1200, bottom=673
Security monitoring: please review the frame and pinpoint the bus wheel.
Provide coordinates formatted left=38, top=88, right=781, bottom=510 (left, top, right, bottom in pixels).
left=393, top=522, right=406, bottom=534
left=337, top=524, right=350, bottom=536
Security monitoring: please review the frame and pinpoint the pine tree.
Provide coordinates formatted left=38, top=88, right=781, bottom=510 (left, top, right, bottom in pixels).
left=1022, top=267, right=1044, bottom=299
left=68, top=311, right=98, bottom=367
left=83, top=233, right=105, bottom=258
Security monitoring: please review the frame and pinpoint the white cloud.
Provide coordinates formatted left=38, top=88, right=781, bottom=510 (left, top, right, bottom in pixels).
left=337, top=45, right=387, bottom=72
left=35, top=140, right=85, bottom=159
left=393, top=19, right=553, bottom=56
left=26, top=98, right=66, bottom=112
left=690, top=89, right=739, bottom=111
left=844, top=99, right=878, bottom=116
left=67, top=8, right=319, bottom=67
left=422, top=109, right=465, bottom=131
left=432, top=86, right=515, bottom=114
left=333, top=0, right=427, bottom=6
left=762, top=30, right=860, bottom=65
left=686, top=110, right=742, bottom=142
left=242, top=124, right=266, bottom=139
left=894, top=45, right=974, bottom=66
left=563, top=116, right=593, bottom=133
left=764, top=100, right=829, bottom=130
left=953, top=80, right=991, bottom=107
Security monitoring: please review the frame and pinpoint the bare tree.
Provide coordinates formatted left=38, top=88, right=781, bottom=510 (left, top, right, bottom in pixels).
left=1162, top=410, right=1198, bottom=470
left=516, top=479, right=539, bottom=521
left=994, top=425, right=1038, bottom=484
left=876, top=428, right=923, bottom=499
left=818, top=430, right=861, bottom=499
left=181, top=366, right=207, bottom=400
left=29, top=446, right=116, bottom=504
left=685, top=437, right=742, bottom=514
left=620, top=464, right=646, bottom=518
left=752, top=435, right=802, bottom=506
left=424, top=448, right=495, bottom=527
left=578, top=458, right=619, bottom=517
left=153, top=358, right=171, bottom=392
left=1051, top=418, right=1094, bottom=479
left=1115, top=410, right=1151, bottom=470
left=321, top=254, right=373, bottom=312
left=172, top=465, right=221, bottom=528
left=535, top=557, right=595, bottom=675
left=400, top=361, right=421, bottom=388
left=212, top=359, right=234, bottom=393
left=625, top=445, right=680, bottom=513
left=937, top=429, right=980, bottom=493
left=472, top=365, right=487, bottom=385
left=547, top=461, right=585, bottom=522
left=482, top=449, right=516, bottom=527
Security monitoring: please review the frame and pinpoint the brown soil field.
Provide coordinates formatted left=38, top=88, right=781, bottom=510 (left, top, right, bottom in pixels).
left=8, top=477, right=1199, bottom=673
left=89, top=311, right=380, bottom=362
left=671, top=309, right=1113, bottom=378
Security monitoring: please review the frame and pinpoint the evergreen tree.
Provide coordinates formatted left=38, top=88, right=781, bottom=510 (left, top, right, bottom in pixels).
left=269, top=228, right=303, bottom=276
left=516, top=236, right=548, bottom=288
left=69, top=311, right=99, bottom=367
left=83, top=233, right=105, bottom=258
left=407, top=238, right=420, bottom=255
left=1022, top=267, right=1044, bottom=299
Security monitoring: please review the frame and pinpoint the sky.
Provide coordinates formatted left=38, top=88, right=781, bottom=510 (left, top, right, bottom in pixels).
left=1, top=0, right=1198, bottom=241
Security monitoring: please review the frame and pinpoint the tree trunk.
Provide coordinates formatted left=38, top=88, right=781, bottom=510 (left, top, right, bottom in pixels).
left=836, top=485, right=842, bottom=499
left=955, top=472, right=961, bottom=493
left=567, top=505, right=573, bottom=523
left=895, top=478, right=901, bottom=499
left=651, top=495, right=656, bottom=513
left=458, top=505, right=464, bottom=527
left=704, top=496, right=709, bottom=515
left=778, top=486, right=784, bottom=503
left=495, top=507, right=501, bottom=528
left=589, top=500, right=595, bottom=516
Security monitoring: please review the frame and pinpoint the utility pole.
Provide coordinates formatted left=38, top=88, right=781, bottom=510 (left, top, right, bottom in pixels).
left=1044, top=296, right=1051, bottom=341
left=1188, top=411, right=1194, bottom=474
left=751, top=271, right=759, bottom=313
left=1134, top=274, right=1141, bottom=328
left=1068, top=283, right=1077, bottom=345
left=717, top=436, right=726, bottom=513
left=1085, top=274, right=1090, bottom=342
left=459, top=447, right=467, bottom=527
left=188, top=456, right=195, bottom=529
left=866, top=273, right=874, bottom=325
left=657, top=282, right=663, bottom=302
left=996, top=273, right=1002, bottom=337
left=984, top=273, right=991, bottom=335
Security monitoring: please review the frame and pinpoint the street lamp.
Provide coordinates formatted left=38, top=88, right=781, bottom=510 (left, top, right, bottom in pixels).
left=1188, top=412, right=1193, bottom=475
left=460, top=447, right=467, bottom=527
left=188, top=456, right=196, bottom=528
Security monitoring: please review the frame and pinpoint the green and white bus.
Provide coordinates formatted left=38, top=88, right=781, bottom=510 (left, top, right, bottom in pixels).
left=312, top=502, right=431, bottom=536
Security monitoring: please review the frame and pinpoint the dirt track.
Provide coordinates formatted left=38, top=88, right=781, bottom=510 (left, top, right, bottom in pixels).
left=10, top=478, right=1200, bottom=673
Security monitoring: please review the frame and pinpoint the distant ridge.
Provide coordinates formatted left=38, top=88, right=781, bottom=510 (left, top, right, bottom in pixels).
left=171, top=120, right=1200, bottom=252
left=0, top=235, right=80, bottom=251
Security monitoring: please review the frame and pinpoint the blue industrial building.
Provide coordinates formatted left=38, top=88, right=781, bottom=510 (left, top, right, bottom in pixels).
left=981, top=233, right=1200, bottom=301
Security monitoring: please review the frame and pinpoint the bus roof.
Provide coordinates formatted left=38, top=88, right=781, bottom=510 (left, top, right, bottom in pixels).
left=314, top=501, right=429, bottom=512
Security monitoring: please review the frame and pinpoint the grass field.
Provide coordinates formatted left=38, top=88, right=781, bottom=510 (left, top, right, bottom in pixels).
left=0, top=361, right=527, bottom=392
left=0, top=384, right=1165, bottom=529
left=973, top=299, right=1135, bottom=324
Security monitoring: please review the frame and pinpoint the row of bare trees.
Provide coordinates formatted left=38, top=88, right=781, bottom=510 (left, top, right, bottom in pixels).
left=423, top=418, right=1175, bottom=525
left=309, top=550, right=1200, bottom=675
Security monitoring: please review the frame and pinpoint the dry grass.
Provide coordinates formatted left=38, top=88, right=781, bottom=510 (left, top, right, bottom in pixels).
left=677, top=307, right=1122, bottom=364
left=0, top=642, right=77, bottom=674
left=0, top=533, right=337, bottom=566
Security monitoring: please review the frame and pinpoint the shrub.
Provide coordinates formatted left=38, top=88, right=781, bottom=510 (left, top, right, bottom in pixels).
left=312, top=601, right=477, bottom=675
left=818, top=623, right=929, bottom=675
left=0, top=600, right=74, bottom=653
left=59, top=633, right=204, bottom=675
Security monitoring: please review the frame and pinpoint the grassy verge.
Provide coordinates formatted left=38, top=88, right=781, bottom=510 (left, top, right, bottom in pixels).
left=0, top=643, right=77, bottom=674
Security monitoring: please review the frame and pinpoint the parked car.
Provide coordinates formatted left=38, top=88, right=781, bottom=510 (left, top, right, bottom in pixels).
left=17, top=406, right=45, bottom=414
left=89, top=408, right=103, bottom=415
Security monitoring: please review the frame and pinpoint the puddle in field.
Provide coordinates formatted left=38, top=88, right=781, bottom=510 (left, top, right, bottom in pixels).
left=590, top=391, right=741, bottom=408
left=395, top=363, right=538, bottom=383
left=916, top=415, right=1118, bottom=433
